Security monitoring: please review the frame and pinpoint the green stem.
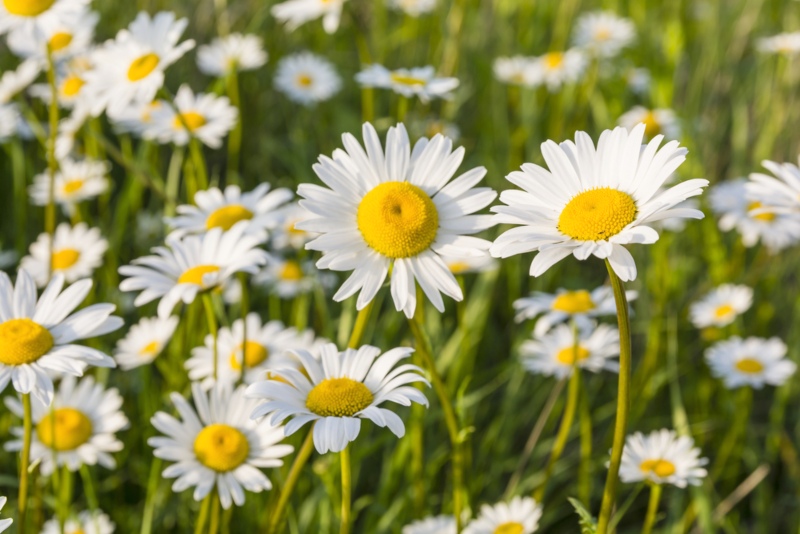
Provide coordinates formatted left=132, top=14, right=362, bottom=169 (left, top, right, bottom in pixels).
left=396, top=96, right=409, bottom=122
left=45, top=46, right=59, bottom=281
left=642, top=483, right=663, bottom=534
left=237, top=273, right=250, bottom=387
left=209, top=494, right=221, bottom=534
left=58, top=466, right=72, bottom=533
left=194, top=494, right=212, bottom=534
left=340, top=446, right=352, bottom=534
left=18, top=393, right=32, bottom=534
left=347, top=301, right=375, bottom=349
left=140, top=458, right=162, bottom=534
left=202, top=293, right=219, bottom=382
left=189, top=139, right=209, bottom=191
left=79, top=465, right=99, bottom=512
left=165, top=147, right=185, bottom=216
left=268, top=429, right=315, bottom=534
left=226, top=72, right=242, bottom=184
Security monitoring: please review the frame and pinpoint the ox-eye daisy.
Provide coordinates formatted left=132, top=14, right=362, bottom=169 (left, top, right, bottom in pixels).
left=464, top=497, right=543, bottom=534
left=21, top=223, right=108, bottom=288
left=572, top=11, right=635, bottom=58
left=619, top=429, right=708, bottom=487
left=270, top=202, right=315, bottom=251
left=41, top=510, right=114, bottom=534
left=255, top=257, right=335, bottom=299
left=705, top=337, right=796, bottom=389
left=491, top=124, right=708, bottom=282
left=403, top=516, right=456, bottom=534
left=0, top=271, right=120, bottom=404
left=746, top=159, right=800, bottom=213
left=29, top=58, right=93, bottom=110
left=7, top=7, right=97, bottom=62
left=298, top=122, right=496, bottom=318
left=520, top=323, right=620, bottom=378
left=29, top=158, right=109, bottom=215
left=247, top=343, right=429, bottom=454
left=150, top=384, right=293, bottom=509
left=119, top=223, right=268, bottom=318
left=0, top=0, right=87, bottom=38
left=689, top=284, right=752, bottom=329
left=197, top=33, right=267, bottom=77
left=355, top=65, right=459, bottom=102
left=529, top=49, right=587, bottom=91
left=618, top=106, right=681, bottom=140
left=114, top=316, right=179, bottom=370
left=442, top=253, right=497, bottom=276
left=0, top=497, right=10, bottom=532
left=493, top=56, right=536, bottom=86
left=389, top=0, right=437, bottom=17
left=0, top=59, right=41, bottom=104
left=756, top=32, right=800, bottom=55
left=274, top=52, right=341, bottom=106
left=271, top=0, right=346, bottom=34
left=5, top=376, right=128, bottom=475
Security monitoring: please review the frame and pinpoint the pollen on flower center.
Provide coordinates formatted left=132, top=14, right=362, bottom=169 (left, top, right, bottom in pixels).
left=36, top=408, right=93, bottom=451
left=61, top=76, right=84, bottom=98
left=544, top=52, right=564, bottom=69
left=714, top=304, right=734, bottom=319
left=178, top=265, right=220, bottom=287
left=205, top=204, right=253, bottom=231
left=357, top=181, right=439, bottom=259
left=493, top=522, right=525, bottom=534
left=49, top=31, right=73, bottom=52
left=0, top=318, right=54, bottom=365
left=552, top=290, right=595, bottom=313
left=280, top=260, right=304, bottom=281
left=640, top=458, right=676, bottom=477
left=642, top=111, right=661, bottom=137
left=296, top=74, right=313, bottom=87
left=747, top=201, right=776, bottom=222
left=556, top=345, right=590, bottom=365
left=139, top=341, right=160, bottom=356
left=3, top=0, right=54, bottom=16
left=127, top=53, right=160, bottom=82
left=52, top=248, right=81, bottom=271
left=229, top=341, right=269, bottom=370
left=193, top=423, right=250, bottom=472
left=174, top=111, right=207, bottom=132
left=735, top=358, right=764, bottom=374
left=390, top=73, right=426, bottom=86
left=558, top=187, right=637, bottom=241
left=306, top=378, right=374, bottom=417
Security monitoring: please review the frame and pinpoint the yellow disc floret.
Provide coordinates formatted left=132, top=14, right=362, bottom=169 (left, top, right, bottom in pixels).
left=713, top=304, right=734, bottom=319
left=37, top=408, right=93, bottom=451
left=63, top=178, right=84, bottom=194
left=0, top=318, right=54, bottom=365
left=178, top=265, right=220, bottom=287
left=556, top=345, right=590, bottom=365
left=49, top=32, right=73, bottom=52
left=735, top=358, right=764, bottom=374
left=493, top=522, right=525, bottom=534
left=127, top=53, right=160, bottom=82
left=558, top=187, right=637, bottom=241
left=306, top=378, right=374, bottom=417
left=543, top=52, right=564, bottom=70
left=193, top=424, right=250, bottom=472
left=390, top=73, right=427, bottom=86
left=174, top=111, right=207, bottom=132
left=551, top=290, right=595, bottom=314
left=61, top=76, right=84, bottom=98
left=357, top=182, right=439, bottom=259
left=139, top=341, right=160, bottom=357
left=205, top=205, right=253, bottom=231
left=229, top=341, right=269, bottom=371
left=51, top=248, right=81, bottom=271
left=642, top=111, right=661, bottom=138
left=747, top=201, right=776, bottom=222
left=280, top=260, right=304, bottom=281
left=640, top=458, right=676, bottom=478
left=3, top=0, right=54, bottom=16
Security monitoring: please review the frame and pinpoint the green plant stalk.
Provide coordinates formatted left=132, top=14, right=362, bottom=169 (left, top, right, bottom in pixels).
left=58, top=466, right=73, bottom=534
left=202, top=293, right=219, bottom=382
left=268, top=429, right=315, bottom=534
left=347, top=301, right=375, bottom=349
left=209, top=494, right=221, bottom=534
left=189, top=139, right=209, bottom=191
left=237, top=272, right=250, bottom=387
left=140, top=458, right=162, bottom=534
left=44, top=46, right=59, bottom=281
left=642, top=483, right=663, bottom=534
left=194, top=493, right=212, bottom=534
left=226, top=71, right=242, bottom=184
left=578, top=386, right=593, bottom=505
left=165, top=147, right=186, bottom=216
left=340, top=445, right=352, bottom=534
left=18, top=393, right=32, bottom=534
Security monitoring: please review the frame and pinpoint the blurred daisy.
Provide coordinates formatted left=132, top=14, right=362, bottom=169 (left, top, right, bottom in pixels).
left=624, top=67, right=651, bottom=94
left=150, top=384, right=293, bottom=509
left=0, top=497, right=10, bottom=533
left=274, top=52, right=341, bottom=106
left=572, top=11, right=635, bottom=58
left=619, top=429, right=708, bottom=487
left=114, top=316, right=179, bottom=370
left=271, top=0, right=346, bottom=34
left=493, top=56, right=536, bottom=86
left=657, top=198, right=700, bottom=232
left=0, top=59, right=41, bottom=104
left=197, top=33, right=267, bottom=77
left=491, top=124, right=708, bottom=282
left=356, top=65, right=459, bottom=102
left=29, top=60, right=92, bottom=109
left=389, top=0, right=437, bottom=17
left=270, top=202, right=314, bottom=251
left=529, top=49, right=587, bottom=91
left=5, top=376, right=128, bottom=475
left=298, top=122, right=496, bottom=318
left=756, top=32, right=800, bottom=55
left=0, top=0, right=87, bottom=38
left=0, top=103, right=21, bottom=142
left=618, top=106, right=681, bottom=139
left=247, top=343, right=429, bottom=454
left=689, top=284, right=753, bottom=329
left=705, top=336, right=796, bottom=389
left=255, top=257, right=335, bottom=299
left=442, top=254, right=497, bottom=275
left=166, top=184, right=293, bottom=240
left=7, top=7, right=97, bottom=62
left=41, top=510, right=114, bottom=534
left=118, top=224, right=268, bottom=319
left=109, top=100, right=163, bottom=137
left=463, top=497, right=543, bottom=534
left=403, top=516, right=455, bottom=534
left=746, top=159, right=800, bottom=213
left=520, top=323, right=620, bottom=378
left=21, top=223, right=107, bottom=288
left=29, top=158, right=109, bottom=215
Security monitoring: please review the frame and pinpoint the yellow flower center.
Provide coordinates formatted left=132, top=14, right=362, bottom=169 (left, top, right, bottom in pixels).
left=390, top=73, right=427, bottom=86
left=448, top=261, right=471, bottom=274
left=735, top=358, right=764, bottom=374
left=139, top=340, right=160, bottom=356
left=193, top=424, right=250, bottom=472
left=714, top=304, right=734, bottom=319
left=3, top=0, right=54, bottom=16
left=642, top=111, right=661, bottom=138
left=747, top=201, right=776, bottom=222
left=51, top=248, right=81, bottom=271
left=49, top=31, right=73, bottom=52
left=357, top=182, right=439, bottom=259
left=296, top=74, right=313, bottom=87
left=229, top=341, right=269, bottom=371
left=36, top=408, right=93, bottom=451
left=595, top=28, right=612, bottom=41
left=558, top=187, right=637, bottom=241
left=493, top=523, right=525, bottom=534
left=287, top=221, right=305, bottom=236
left=306, top=378, right=374, bottom=417
left=205, top=204, right=253, bottom=231
left=0, top=318, right=54, bottom=365
left=280, top=260, right=304, bottom=281
left=551, top=290, right=595, bottom=314
left=177, top=265, right=220, bottom=287
left=640, top=458, right=676, bottom=478
left=174, top=111, right=207, bottom=132
left=127, top=53, right=160, bottom=82
left=556, top=345, right=590, bottom=365
left=61, top=75, right=84, bottom=97
left=543, top=52, right=564, bottom=70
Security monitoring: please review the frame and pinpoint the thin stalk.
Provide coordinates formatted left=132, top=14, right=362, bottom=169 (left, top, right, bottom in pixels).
left=268, top=429, right=315, bottom=534
left=18, top=393, right=32, bottom=534
left=340, top=446, right=352, bottom=534
left=189, top=139, right=209, bottom=191
left=642, top=483, right=663, bottom=534
left=194, top=494, right=212, bottom=534
left=226, top=71, right=242, bottom=183
left=165, top=147, right=185, bottom=216
left=202, top=293, right=219, bottom=382
left=209, top=494, right=221, bottom=534
left=58, top=466, right=73, bottom=534
left=44, top=46, right=60, bottom=281
left=140, top=458, right=162, bottom=534
left=79, top=465, right=100, bottom=534
left=237, top=273, right=250, bottom=387
left=347, top=301, right=375, bottom=349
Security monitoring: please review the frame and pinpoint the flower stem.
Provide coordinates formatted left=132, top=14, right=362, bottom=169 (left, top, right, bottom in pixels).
left=140, top=458, right=162, bottom=534
left=18, top=393, right=32, bottom=534
left=194, top=493, right=211, bottom=534
left=237, top=273, right=249, bottom=387
left=202, top=293, right=219, bottom=382
left=226, top=72, right=242, bottom=184
left=340, top=446, right=352, bottom=534
left=642, top=483, right=663, bottom=534
left=347, top=301, right=375, bottom=349
left=209, top=494, right=221, bottom=534
left=596, top=259, right=632, bottom=534
left=267, top=428, right=315, bottom=534
left=44, top=46, right=59, bottom=282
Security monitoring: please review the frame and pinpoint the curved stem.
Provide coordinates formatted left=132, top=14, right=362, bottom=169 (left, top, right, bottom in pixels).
left=268, top=429, right=315, bottom=534
left=194, top=493, right=211, bottom=534
left=642, top=483, right=663, bottom=534
left=18, top=393, right=32, bottom=534
left=347, top=301, right=374, bottom=349
left=202, top=294, right=219, bottom=382
left=340, top=446, right=352, bottom=534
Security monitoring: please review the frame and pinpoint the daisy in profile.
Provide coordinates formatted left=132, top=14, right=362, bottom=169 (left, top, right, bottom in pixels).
left=514, top=286, right=637, bottom=335
left=7, top=7, right=97, bottom=62
left=689, top=284, right=752, bottom=329
left=119, top=224, right=268, bottom=318
left=166, top=183, right=293, bottom=239
left=146, top=85, right=238, bottom=148
left=529, top=49, right=586, bottom=91
left=298, top=122, right=496, bottom=318
left=442, top=254, right=497, bottom=276
left=0, top=59, right=41, bottom=104
left=403, top=516, right=455, bottom=534
left=197, top=33, right=267, bottom=77
left=270, top=202, right=315, bottom=250
left=705, top=337, right=796, bottom=389
left=150, top=384, right=293, bottom=509
left=41, top=510, right=114, bottom=534
left=746, top=159, right=800, bottom=213
left=619, top=429, right=708, bottom=487
left=756, top=32, right=800, bottom=55
left=463, top=497, right=543, bottom=534
left=520, top=323, right=620, bottom=378
left=0, top=498, right=9, bottom=532
left=114, top=316, right=179, bottom=370
left=29, top=158, right=109, bottom=215
left=247, top=343, right=429, bottom=454
left=5, top=376, right=128, bottom=475
left=493, top=56, right=536, bottom=86
left=271, top=0, right=346, bottom=34
left=274, top=52, right=341, bottom=106
left=572, top=11, right=635, bottom=58
left=389, top=0, right=437, bottom=17
left=356, top=65, right=459, bottom=102
left=491, top=124, right=708, bottom=282
left=255, top=257, right=335, bottom=299
left=0, top=0, right=87, bottom=38
left=109, top=100, right=163, bottom=137
left=618, top=106, right=681, bottom=139
left=82, top=11, right=195, bottom=118
left=21, top=223, right=108, bottom=287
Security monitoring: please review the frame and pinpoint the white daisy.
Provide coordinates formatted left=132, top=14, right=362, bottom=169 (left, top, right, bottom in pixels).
left=0, top=0, right=87, bottom=39
left=146, top=84, right=238, bottom=148
left=619, top=429, right=708, bottom=487
left=166, top=183, right=293, bottom=240
left=28, top=58, right=93, bottom=109
left=274, top=52, right=341, bottom=106
left=493, top=56, right=537, bottom=86
left=463, top=497, right=543, bottom=534
left=255, top=257, right=335, bottom=299
left=82, top=11, right=195, bottom=118
left=746, top=159, right=800, bottom=213
left=271, top=0, right=346, bottom=34
left=388, top=0, right=437, bottom=17
left=520, top=323, right=620, bottom=378
left=149, top=383, right=293, bottom=509
left=269, top=202, right=315, bottom=251
left=298, top=122, right=497, bottom=318
left=197, top=33, right=267, bottom=77
left=246, top=343, right=429, bottom=454
left=119, top=223, right=268, bottom=319
left=528, top=49, right=587, bottom=91
left=490, top=124, right=708, bottom=282
left=41, top=510, right=115, bottom=534
left=4, top=375, right=128, bottom=475
left=441, top=253, right=497, bottom=275
left=572, top=11, right=635, bottom=58
left=0, top=497, right=10, bottom=533
left=29, top=158, right=109, bottom=215
left=0, top=103, right=21, bottom=142
left=705, top=336, right=796, bottom=389
left=355, top=65, right=459, bottom=102
left=403, top=515, right=456, bottom=534
left=689, top=284, right=753, bottom=329
left=20, top=223, right=108, bottom=288
left=114, top=316, right=179, bottom=370
left=618, top=106, right=681, bottom=139
left=756, top=32, right=800, bottom=55
left=107, top=99, right=162, bottom=137
left=7, top=7, right=97, bottom=62
left=0, top=59, right=41, bottom=104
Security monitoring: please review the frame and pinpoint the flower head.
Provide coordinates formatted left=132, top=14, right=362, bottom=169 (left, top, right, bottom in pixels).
left=389, top=0, right=437, bottom=17
left=197, top=33, right=267, bottom=77
left=528, top=49, right=587, bottom=91
left=356, top=65, right=459, bottom=102
left=746, top=159, right=800, bottom=214
left=274, top=51, right=341, bottom=106
left=7, top=6, right=97, bottom=62
left=271, top=0, right=346, bottom=34
left=756, top=32, right=800, bottom=55
left=403, top=515, right=456, bottom=534
left=41, top=510, right=114, bottom=534
left=0, top=496, right=11, bottom=533
left=29, top=159, right=109, bottom=215
left=146, top=84, right=238, bottom=148
left=618, top=106, right=681, bottom=139
left=114, top=316, right=179, bottom=370
left=705, top=336, right=796, bottom=389
left=689, top=284, right=752, bottom=329
left=493, top=56, right=536, bottom=86
left=520, top=323, right=620, bottom=378
left=463, top=497, right=543, bottom=534
left=619, top=429, right=708, bottom=487
left=255, top=257, right=335, bottom=299
left=21, top=223, right=108, bottom=287
left=572, top=11, right=635, bottom=57
left=0, top=0, right=88, bottom=40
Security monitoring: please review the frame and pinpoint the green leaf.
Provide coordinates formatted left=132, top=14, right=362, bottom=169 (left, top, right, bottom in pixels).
left=568, top=498, right=598, bottom=534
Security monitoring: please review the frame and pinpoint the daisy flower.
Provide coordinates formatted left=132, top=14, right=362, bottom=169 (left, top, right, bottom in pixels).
left=271, top=0, right=346, bottom=34
left=197, top=33, right=267, bottom=77
left=463, top=497, right=543, bottom=534
left=274, top=52, right=341, bottom=106
left=298, top=122, right=496, bottom=318
left=5, top=376, right=128, bottom=475
left=246, top=343, right=429, bottom=454
left=355, top=65, right=459, bottom=103
left=7, top=7, right=97, bottom=62
left=618, top=106, right=681, bottom=139
left=442, top=253, right=497, bottom=275
left=0, top=59, right=41, bottom=104
left=29, top=158, right=109, bottom=215
left=255, top=257, right=335, bottom=299
left=28, top=59, right=93, bottom=109
left=746, top=159, right=800, bottom=213
left=705, top=337, right=796, bottom=389
left=82, top=11, right=195, bottom=118
left=0, top=0, right=87, bottom=39
left=389, top=0, right=437, bottom=17
left=689, top=284, right=753, bottom=329
left=114, top=316, right=179, bottom=370
left=41, top=510, right=115, bottom=534
left=493, top=56, right=536, bottom=86
left=166, top=183, right=293, bottom=239
left=118, top=223, right=268, bottom=319
left=756, top=32, right=800, bottom=55
left=149, top=384, right=293, bottom=509
left=619, top=429, right=708, bottom=487
left=0, top=497, right=10, bottom=533
left=146, top=84, right=238, bottom=149
left=270, top=202, right=315, bottom=251
left=490, top=124, right=708, bottom=282
left=403, top=516, right=456, bottom=534
left=572, top=11, right=635, bottom=58
left=520, top=323, right=620, bottom=378
left=21, top=223, right=108, bottom=288
left=0, top=103, right=21, bottom=142
left=529, top=49, right=587, bottom=91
